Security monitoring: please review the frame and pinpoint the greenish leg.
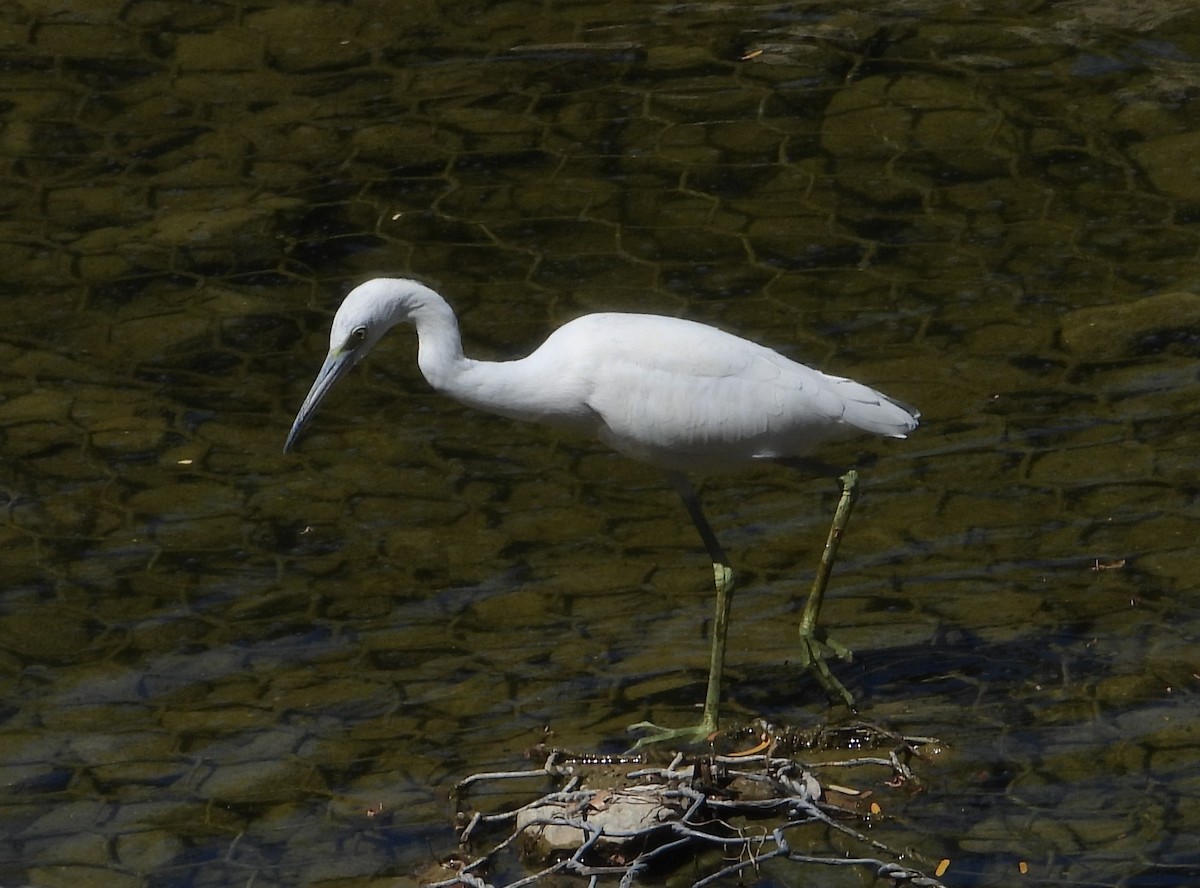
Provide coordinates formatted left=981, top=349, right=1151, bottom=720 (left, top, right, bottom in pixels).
left=701, top=562, right=734, bottom=731
left=628, top=469, right=861, bottom=749
left=628, top=561, right=733, bottom=748
left=795, top=468, right=860, bottom=707
left=628, top=476, right=734, bottom=748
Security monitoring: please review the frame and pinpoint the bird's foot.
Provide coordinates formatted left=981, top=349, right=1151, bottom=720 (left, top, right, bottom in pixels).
left=626, top=718, right=718, bottom=751
left=796, top=627, right=856, bottom=708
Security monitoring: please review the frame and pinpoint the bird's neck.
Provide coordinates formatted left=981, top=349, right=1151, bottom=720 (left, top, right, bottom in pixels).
left=411, top=302, right=584, bottom=428
left=411, top=294, right=469, bottom=390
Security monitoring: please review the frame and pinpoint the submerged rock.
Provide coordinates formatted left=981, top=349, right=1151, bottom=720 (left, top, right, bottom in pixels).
left=1059, top=292, right=1200, bottom=361
left=516, top=787, right=685, bottom=860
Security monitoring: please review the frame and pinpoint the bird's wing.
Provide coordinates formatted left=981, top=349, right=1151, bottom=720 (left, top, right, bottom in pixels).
left=558, top=312, right=792, bottom=382
left=546, top=314, right=849, bottom=469
left=577, top=314, right=917, bottom=439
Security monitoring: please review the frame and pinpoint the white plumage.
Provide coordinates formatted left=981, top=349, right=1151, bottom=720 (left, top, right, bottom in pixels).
left=285, top=278, right=917, bottom=464
left=284, top=277, right=918, bottom=744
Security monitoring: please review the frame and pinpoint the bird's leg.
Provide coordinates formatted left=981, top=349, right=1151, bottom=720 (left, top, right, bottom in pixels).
left=795, top=468, right=860, bottom=707
left=628, top=473, right=732, bottom=748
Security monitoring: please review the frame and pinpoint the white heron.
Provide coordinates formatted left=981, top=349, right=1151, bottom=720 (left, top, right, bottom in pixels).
left=284, top=277, right=919, bottom=745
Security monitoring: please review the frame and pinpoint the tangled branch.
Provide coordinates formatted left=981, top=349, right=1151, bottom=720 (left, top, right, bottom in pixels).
left=423, top=722, right=948, bottom=888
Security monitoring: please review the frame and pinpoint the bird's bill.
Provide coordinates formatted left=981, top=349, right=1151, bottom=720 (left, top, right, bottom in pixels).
left=283, top=348, right=355, bottom=452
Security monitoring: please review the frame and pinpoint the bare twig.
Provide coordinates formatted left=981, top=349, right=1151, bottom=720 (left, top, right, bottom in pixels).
left=443, top=733, right=947, bottom=888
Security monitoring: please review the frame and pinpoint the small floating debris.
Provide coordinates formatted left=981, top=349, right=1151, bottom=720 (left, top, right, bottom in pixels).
left=501, top=42, right=646, bottom=63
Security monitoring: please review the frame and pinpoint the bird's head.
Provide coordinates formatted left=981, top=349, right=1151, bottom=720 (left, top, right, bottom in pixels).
left=283, top=278, right=432, bottom=452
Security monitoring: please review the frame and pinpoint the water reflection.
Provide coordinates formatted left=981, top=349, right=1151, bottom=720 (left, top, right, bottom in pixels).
left=2, top=1, right=1199, bottom=886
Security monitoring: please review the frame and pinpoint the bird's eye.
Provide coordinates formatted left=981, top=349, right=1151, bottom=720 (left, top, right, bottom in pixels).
left=351, top=326, right=367, bottom=342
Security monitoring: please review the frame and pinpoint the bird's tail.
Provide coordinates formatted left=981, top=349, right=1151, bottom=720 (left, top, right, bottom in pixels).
left=832, top=377, right=920, bottom=438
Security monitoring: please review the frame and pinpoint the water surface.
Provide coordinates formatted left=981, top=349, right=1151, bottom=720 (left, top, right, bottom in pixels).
left=2, top=1, right=1199, bottom=886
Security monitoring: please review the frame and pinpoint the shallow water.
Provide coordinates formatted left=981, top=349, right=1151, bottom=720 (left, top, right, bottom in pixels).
left=2, top=1, right=1200, bottom=886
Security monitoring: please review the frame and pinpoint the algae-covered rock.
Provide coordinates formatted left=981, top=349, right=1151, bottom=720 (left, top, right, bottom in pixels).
left=1060, top=292, right=1200, bottom=361
left=1130, top=131, right=1200, bottom=202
